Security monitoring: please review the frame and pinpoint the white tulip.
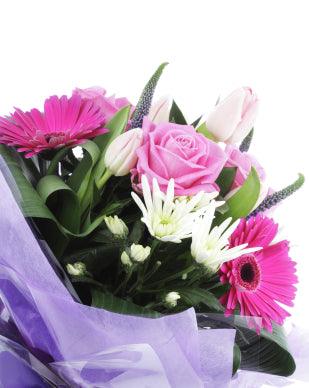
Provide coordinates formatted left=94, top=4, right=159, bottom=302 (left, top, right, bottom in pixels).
left=104, top=128, right=143, bottom=176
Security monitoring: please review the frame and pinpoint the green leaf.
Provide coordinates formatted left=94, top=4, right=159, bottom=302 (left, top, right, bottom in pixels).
left=180, top=288, right=224, bottom=312
left=216, top=168, right=260, bottom=223
left=197, top=314, right=296, bottom=377
left=101, top=198, right=132, bottom=217
left=233, top=344, right=242, bottom=375
left=67, top=141, right=100, bottom=200
left=46, top=147, right=70, bottom=175
left=93, top=105, right=131, bottom=182
left=191, top=116, right=202, bottom=128
left=0, top=145, right=69, bottom=256
left=129, top=220, right=145, bottom=243
left=131, top=62, right=169, bottom=129
left=37, top=175, right=81, bottom=233
left=216, top=167, right=237, bottom=197
left=196, top=122, right=217, bottom=141
left=234, top=317, right=296, bottom=377
left=91, top=288, right=160, bottom=317
left=169, top=101, right=187, bottom=124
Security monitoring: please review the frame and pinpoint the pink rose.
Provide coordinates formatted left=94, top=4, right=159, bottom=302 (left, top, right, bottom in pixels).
left=73, top=87, right=132, bottom=123
left=132, top=118, right=227, bottom=196
left=206, top=87, right=259, bottom=144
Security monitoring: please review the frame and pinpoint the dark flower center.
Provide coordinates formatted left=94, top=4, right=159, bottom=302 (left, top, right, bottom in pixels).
left=240, top=263, right=255, bottom=282
left=234, top=254, right=261, bottom=291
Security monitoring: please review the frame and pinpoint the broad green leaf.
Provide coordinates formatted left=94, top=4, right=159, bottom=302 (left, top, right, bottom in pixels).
left=94, top=105, right=131, bottom=183
left=0, top=145, right=69, bottom=256
left=0, top=146, right=111, bottom=250
left=216, top=167, right=237, bottom=197
left=196, top=313, right=296, bottom=377
left=216, top=168, right=260, bottom=223
left=169, top=100, right=187, bottom=124
left=37, top=175, right=81, bottom=233
left=234, top=317, right=296, bottom=376
left=180, top=288, right=224, bottom=312
left=91, top=288, right=160, bottom=318
left=196, top=122, right=217, bottom=141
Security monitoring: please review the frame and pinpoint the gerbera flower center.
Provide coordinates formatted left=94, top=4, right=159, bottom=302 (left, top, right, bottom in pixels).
left=44, top=132, right=67, bottom=146
left=234, top=254, right=261, bottom=291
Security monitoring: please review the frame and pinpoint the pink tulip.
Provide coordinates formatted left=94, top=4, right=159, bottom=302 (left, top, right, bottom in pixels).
left=206, top=87, right=259, bottom=144
left=148, top=96, right=172, bottom=123
left=105, top=128, right=143, bottom=176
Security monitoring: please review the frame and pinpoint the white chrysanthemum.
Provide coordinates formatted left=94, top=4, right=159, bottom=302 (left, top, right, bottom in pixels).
left=191, top=202, right=261, bottom=273
left=177, top=191, right=219, bottom=210
left=131, top=176, right=221, bottom=243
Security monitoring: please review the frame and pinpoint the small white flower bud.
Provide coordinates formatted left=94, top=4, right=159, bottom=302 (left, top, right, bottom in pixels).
left=104, top=215, right=128, bottom=239
left=164, top=292, right=181, bottom=308
left=182, top=273, right=188, bottom=280
left=120, top=251, right=132, bottom=267
left=67, top=262, right=87, bottom=276
left=130, top=243, right=151, bottom=263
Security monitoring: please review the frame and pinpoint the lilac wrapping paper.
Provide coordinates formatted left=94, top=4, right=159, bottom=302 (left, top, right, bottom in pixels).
left=0, top=164, right=236, bottom=387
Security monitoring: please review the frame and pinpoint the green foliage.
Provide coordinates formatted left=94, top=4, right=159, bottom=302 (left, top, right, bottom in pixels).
left=216, top=168, right=260, bottom=223
left=180, top=288, right=224, bottom=312
left=235, top=317, right=296, bottom=376
left=197, top=314, right=296, bottom=377
left=233, top=344, right=241, bottom=375
left=196, top=122, right=217, bottom=141
left=169, top=101, right=187, bottom=124
left=216, top=167, right=237, bottom=197
left=91, top=288, right=160, bottom=317
left=37, top=175, right=81, bottom=233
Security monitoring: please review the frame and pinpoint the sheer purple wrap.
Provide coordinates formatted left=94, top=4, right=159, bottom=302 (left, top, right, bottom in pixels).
left=0, top=164, right=236, bottom=387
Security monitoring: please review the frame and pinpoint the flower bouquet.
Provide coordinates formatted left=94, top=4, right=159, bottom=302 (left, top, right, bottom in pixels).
left=0, top=63, right=305, bottom=387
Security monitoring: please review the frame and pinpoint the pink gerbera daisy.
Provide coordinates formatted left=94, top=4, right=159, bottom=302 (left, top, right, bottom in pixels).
left=220, top=215, right=297, bottom=332
left=0, top=94, right=108, bottom=158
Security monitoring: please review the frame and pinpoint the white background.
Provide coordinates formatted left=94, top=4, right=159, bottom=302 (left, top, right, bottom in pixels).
left=0, top=1, right=308, bottom=386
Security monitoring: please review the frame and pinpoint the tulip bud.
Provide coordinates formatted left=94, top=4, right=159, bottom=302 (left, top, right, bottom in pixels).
left=148, top=95, right=172, bottom=123
left=104, top=128, right=143, bottom=176
left=104, top=215, right=128, bottom=239
left=66, top=262, right=87, bottom=276
left=130, top=243, right=151, bottom=263
left=120, top=251, right=133, bottom=267
left=206, top=87, right=259, bottom=144
left=164, top=291, right=181, bottom=308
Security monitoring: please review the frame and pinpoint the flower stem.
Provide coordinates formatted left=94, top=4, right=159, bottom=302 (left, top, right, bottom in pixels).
left=128, top=240, right=161, bottom=294
left=114, top=267, right=134, bottom=295
left=97, top=169, right=112, bottom=190
left=46, top=148, right=69, bottom=175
